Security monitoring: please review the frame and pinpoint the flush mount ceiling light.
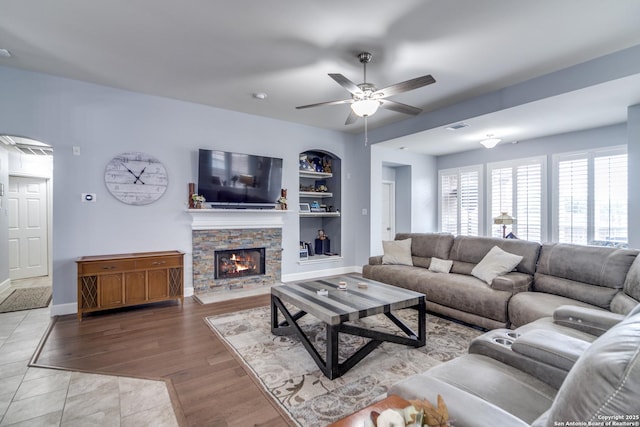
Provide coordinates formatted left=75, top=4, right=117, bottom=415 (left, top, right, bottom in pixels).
left=0, top=49, right=11, bottom=58
left=480, top=135, right=501, bottom=148
left=252, top=92, right=268, bottom=100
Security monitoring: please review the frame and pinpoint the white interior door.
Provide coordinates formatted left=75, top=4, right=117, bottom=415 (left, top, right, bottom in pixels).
left=8, top=176, right=49, bottom=280
left=381, top=181, right=396, bottom=241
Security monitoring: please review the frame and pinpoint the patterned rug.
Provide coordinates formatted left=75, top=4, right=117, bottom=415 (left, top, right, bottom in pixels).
left=0, top=286, right=52, bottom=313
left=205, top=305, right=482, bottom=426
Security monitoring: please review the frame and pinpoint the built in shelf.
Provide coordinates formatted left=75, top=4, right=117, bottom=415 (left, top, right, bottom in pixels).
left=299, top=212, right=341, bottom=218
left=299, top=191, right=333, bottom=198
left=298, top=254, right=343, bottom=265
left=299, top=170, right=333, bottom=179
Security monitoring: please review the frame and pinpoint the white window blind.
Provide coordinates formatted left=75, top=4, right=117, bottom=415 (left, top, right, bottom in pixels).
left=554, top=147, right=627, bottom=246
left=439, top=166, right=482, bottom=236
left=488, top=157, right=545, bottom=242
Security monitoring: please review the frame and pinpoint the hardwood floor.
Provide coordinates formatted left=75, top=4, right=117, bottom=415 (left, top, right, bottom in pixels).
left=32, top=295, right=293, bottom=427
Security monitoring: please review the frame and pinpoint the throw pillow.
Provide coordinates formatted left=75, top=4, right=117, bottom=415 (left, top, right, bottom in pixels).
left=471, top=246, right=523, bottom=284
left=429, top=257, right=453, bottom=273
left=382, top=238, right=413, bottom=266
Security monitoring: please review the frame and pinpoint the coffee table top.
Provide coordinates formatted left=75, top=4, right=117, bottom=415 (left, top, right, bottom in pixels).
left=272, top=275, right=425, bottom=325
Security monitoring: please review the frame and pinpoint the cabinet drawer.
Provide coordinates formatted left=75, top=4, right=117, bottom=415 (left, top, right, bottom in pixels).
left=80, top=260, right=135, bottom=275
left=135, top=256, right=182, bottom=269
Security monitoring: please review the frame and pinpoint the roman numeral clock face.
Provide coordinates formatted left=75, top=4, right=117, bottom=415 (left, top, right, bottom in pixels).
left=104, top=152, right=168, bottom=205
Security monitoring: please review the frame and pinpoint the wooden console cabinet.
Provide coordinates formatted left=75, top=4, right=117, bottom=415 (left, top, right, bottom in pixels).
left=76, top=250, right=184, bottom=320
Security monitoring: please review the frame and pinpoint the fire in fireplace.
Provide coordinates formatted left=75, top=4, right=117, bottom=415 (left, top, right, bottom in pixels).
left=215, top=248, right=266, bottom=280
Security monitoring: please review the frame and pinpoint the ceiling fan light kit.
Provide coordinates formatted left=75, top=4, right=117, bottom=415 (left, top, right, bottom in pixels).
left=351, top=99, right=380, bottom=117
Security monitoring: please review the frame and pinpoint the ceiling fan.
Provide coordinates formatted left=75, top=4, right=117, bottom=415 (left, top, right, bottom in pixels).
left=296, top=52, right=436, bottom=125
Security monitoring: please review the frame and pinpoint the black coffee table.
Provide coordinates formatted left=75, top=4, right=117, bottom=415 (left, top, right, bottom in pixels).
left=271, top=275, right=426, bottom=379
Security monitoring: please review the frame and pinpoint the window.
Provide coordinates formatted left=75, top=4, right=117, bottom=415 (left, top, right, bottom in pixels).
left=553, top=147, right=627, bottom=245
left=488, top=157, right=545, bottom=242
left=439, top=166, right=482, bottom=235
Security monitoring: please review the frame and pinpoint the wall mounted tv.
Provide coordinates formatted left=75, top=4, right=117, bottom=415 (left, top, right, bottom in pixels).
left=197, top=149, right=283, bottom=207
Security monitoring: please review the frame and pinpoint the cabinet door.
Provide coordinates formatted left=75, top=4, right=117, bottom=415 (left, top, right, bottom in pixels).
left=125, top=271, right=147, bottom=303
left=148, top=269, right=169, bottom=300
left=100, top=273, right=124, bottom=307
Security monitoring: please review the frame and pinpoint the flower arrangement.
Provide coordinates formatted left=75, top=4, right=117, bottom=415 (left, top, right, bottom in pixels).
left=191, top=194, right=206, bottom=208
left=371, top=395, right=451, bottom=427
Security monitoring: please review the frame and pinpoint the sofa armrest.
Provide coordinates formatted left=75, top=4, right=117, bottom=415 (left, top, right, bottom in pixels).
left=368, top=255, right=383, bottom=265
left=553, top=305, right=625, bottom=336
left=490, top=272, right=533, bottom=294
left=511, top=330, right=590, bottom=371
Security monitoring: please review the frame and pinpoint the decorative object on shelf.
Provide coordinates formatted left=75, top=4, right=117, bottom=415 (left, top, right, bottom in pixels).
left=311, top=200, right=322, bottom=212
left=104, top=151, right=168, bottom=205
left=299, top=154, right=313, bottom=171
left=315, top=229, right=330, bottom=254
left=494, top=212, right=516, bottom=238
left=299, top=203, right=311, bottom=213
left=188, top=182, right=196, bottom=208
left=192, top=193, right=206, bottom=209
left=323, top=158, right=332, bottom=173
left=312, top=157, right=324, bottom=172
left=315, top=180, right=328, bottom=192
left=277, top=188, right=288, bottom=210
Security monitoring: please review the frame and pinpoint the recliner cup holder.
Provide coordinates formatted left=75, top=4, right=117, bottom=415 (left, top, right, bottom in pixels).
left=492, top=337, right=514, bottom=346
left=506, top=332, right=521, bottom=339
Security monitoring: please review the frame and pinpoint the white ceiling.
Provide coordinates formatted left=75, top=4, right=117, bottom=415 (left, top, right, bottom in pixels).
left=1, top=0, right=640, bottom=155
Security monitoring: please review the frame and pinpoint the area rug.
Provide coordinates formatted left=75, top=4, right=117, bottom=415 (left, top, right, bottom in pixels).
left=0, top=287, right=52, bottom=313
left=205, top=306, right=482, bottom=426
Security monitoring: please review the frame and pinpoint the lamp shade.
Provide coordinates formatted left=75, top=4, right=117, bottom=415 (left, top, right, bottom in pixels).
left=351, top=99, right=380, bottom=117
left=493, top=212, right=515, bottom=225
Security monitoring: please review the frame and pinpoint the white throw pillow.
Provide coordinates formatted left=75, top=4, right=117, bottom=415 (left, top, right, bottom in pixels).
left=382, top=238, right=413, bottom=266
left=471, top=246, right=523, bottom=284
left=429, top=257, right=453, bottom=273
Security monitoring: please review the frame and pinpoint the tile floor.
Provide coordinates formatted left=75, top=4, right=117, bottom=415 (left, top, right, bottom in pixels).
left=0, top=278, right=179, bottom=427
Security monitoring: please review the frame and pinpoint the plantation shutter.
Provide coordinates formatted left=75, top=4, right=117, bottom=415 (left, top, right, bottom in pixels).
left=440, top=173, right=458, bottom=235
left=594, top=153, right=627, bottom=244
left=490, top=167, right=512, bottom=238
left=459, top=169, right=479, bottom=236
left=557, top=157, right=588, bottom=244
left=439, top=166, right=481, bottom=235
left=516, top=163, right=542, bottom=241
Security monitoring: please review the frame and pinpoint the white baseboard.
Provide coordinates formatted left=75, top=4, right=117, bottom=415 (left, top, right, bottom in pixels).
left=184, top=286, right=194, bottom=297
left=0, top=278, right=10, bottom=294
left=50, top=302, right=78, bottom=317
left=282, top=265, right=362, bottom=283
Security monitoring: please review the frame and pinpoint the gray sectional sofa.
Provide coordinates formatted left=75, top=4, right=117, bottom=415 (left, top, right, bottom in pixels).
left=363, top=233, right=640, bottom=329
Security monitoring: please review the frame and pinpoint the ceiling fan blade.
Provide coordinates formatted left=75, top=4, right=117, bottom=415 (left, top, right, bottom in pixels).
left=373, top=74, right=435, bottom=98
left=296, top=98, right=352, bottom=110
left=379, top=99, right=422, bottom=115
left=345, top=109, right=358, bottom=125
left=329, top=73, right=363, bottom=95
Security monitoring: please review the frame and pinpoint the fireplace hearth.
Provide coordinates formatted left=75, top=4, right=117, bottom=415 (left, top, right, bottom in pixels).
left=215, top=248, right=266, bottom=280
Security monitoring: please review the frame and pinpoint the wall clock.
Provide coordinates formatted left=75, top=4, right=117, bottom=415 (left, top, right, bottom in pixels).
left=104, top=151, right=168, bottom=205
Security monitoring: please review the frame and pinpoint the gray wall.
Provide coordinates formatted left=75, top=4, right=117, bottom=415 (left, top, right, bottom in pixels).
left=628, top=104, right=640, bottom=247
left=436, top=123, right=629, bottom=243
left=0, top=65, right=371, bottom=311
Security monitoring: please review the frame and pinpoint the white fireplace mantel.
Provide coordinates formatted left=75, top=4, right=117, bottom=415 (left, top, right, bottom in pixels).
left=188, top=208, right=289, bottom=230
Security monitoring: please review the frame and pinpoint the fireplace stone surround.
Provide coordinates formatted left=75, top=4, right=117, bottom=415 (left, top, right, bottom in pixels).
left=189, top=209, right=285, bottom=294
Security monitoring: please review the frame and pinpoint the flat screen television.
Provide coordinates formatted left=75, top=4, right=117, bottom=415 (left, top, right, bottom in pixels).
left=197, top=149, right=283, bottom=207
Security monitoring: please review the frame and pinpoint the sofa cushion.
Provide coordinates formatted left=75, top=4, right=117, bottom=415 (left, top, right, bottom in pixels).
left=623, top=253, right=640, bottom=301
left=536, top=243, right=638, bottom=290
left=471, top=246, right=523, bottom=284
left=395, top=232, right=454, bottom=260
left=544, top=312, right=640, bottom=424
left=428, top=257, right=453, bottom=273
left=449, top=236, right=541, bottom=275
left=382, top=238, right=413, bottom=266
left=534, top=273, right=619, bottom=309
left=508, top=292, right=604, bottom=328
left=416, top=354, right=556, bottom=424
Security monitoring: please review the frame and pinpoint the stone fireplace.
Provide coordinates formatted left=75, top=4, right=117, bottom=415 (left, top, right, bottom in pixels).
left=190, top=209, right=284, bottom=294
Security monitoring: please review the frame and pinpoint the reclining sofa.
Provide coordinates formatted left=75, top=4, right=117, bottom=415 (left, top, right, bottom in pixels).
left=389, top=305, right=640, bottom=426
left=363, top=233, right=640, bottom=329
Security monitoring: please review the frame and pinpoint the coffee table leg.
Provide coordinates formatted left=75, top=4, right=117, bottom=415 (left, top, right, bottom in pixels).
left=326, top=324, right=339, bottom=379
left=417, top=296, right=426, bottom=346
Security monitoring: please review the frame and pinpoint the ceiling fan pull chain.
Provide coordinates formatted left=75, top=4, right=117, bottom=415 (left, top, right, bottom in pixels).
left=365, top=116, right=369, bottom=146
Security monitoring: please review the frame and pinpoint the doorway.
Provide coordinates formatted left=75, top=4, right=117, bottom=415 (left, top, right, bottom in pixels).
left=8, top=176, right=49, bottom=279
left=381, top=181, right=396, bottom=241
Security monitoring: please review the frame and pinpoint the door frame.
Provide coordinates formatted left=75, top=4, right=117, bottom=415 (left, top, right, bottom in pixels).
left=8, top=172, right=53, bottom=281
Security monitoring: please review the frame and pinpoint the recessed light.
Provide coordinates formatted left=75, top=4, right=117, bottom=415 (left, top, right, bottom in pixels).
left=0, top=49, right=12, bottom=58
left=253, top=92, right=268, bottom=100
left=445, top=123, right=469, bottom=131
